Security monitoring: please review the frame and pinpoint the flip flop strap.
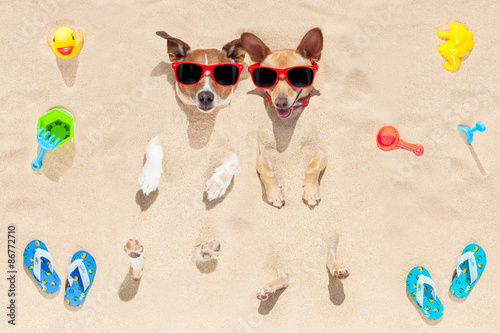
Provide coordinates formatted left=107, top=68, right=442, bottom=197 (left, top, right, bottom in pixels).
left=34, top=248, right=54, bottom=281
left=456, top=252, right=478, bottom=284
left=67, top=259, right=90, bottom=292
left=416, top=275, right=437, bottom=307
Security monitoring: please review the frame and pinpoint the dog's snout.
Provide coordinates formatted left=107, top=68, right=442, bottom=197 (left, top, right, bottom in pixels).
left=275, top=98, right=288, bottom=109
left=197, top=90, right=215, bottom=111
left=198, top=91, right=214, bottom=104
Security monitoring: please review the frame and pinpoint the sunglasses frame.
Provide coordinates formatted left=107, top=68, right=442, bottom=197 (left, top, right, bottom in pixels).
left=171, top=62, right=244, bottom=87
left=248, top=62, right=319, bottom=89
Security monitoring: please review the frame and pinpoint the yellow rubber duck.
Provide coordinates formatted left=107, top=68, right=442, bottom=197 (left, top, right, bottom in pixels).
left=437, top=23, right=474, bottom=71
left=47, top=27, right=83, bottom=59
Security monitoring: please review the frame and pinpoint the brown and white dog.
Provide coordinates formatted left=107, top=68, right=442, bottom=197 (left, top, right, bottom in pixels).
left=240, top=28, right=327, bottom=208
left=138, top=32, right=245, bottom=198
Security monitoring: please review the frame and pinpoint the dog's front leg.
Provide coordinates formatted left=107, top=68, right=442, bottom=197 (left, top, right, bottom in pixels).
left=205, top=153, right=239, bottom=201
left=138, top=136, right=163, bottom=195
left=302, top=149, right=327, bottom=207
left=256, top=153, right=284, bottom=208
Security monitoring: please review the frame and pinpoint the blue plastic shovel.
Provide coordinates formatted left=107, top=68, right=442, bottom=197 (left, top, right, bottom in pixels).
left=31, top=129, right=61, bottom=170
left=457, top=121, right=486, bottom=145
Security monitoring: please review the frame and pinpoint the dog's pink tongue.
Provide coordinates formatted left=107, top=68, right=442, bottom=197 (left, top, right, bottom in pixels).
left=277, top=107, right=292, bottom=118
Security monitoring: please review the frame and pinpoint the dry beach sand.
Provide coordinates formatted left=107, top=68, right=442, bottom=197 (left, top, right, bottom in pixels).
left=1, top=0, right=499, bottom=332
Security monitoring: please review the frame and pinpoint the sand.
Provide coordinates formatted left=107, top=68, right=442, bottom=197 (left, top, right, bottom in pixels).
left=1, top=0, right=499, bottom=332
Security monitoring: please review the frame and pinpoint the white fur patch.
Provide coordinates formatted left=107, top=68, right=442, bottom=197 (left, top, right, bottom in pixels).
left=263, top=54, right=273, bottom=63
left=294, top=53, right=308, bottom=63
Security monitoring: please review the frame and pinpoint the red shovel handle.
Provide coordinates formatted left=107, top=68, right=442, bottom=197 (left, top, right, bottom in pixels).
left=397, top=140, right=424, bottom=156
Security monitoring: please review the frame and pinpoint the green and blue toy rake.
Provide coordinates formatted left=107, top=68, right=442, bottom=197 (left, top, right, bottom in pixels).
left=31, top=108, right=74, bottom=170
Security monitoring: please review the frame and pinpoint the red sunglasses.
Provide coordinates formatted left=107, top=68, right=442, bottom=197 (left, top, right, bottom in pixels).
left=171, top=62, right=244, bottom=87
left=248, top=62, right=319, bottom=89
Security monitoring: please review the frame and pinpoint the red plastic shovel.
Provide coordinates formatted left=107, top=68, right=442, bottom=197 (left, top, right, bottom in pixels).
left=376, top=126, right=424, bottom=156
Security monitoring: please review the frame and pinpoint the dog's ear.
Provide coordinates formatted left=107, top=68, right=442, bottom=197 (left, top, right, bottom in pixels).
left=240, top=32, right=272, bottom=63
left=222, top=39, right=246, bottom=64
left=296, top=28, right=323, bottom=62
left=156, top=31, right=191, bottom=62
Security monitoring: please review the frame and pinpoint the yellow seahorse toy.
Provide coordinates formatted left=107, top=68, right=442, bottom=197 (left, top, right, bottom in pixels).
left=437, top=22, right=474, bottom=71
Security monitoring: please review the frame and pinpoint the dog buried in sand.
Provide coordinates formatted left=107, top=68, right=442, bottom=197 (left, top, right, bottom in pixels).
left=240, top=28, right=328, bottom=208
left=138, top=32, right=245, bottom=200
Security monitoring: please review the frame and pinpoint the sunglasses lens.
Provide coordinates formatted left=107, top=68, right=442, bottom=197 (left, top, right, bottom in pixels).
left=252, top=68, right=277, bottom=88
left=287, top=67, right=314, bottom=88
left=213, top=64, right=240, bottom=86
left=176, top=63, right=203, bottom=85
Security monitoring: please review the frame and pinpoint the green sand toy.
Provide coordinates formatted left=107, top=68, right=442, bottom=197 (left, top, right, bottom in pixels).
left=31, top=108, right=74, bottom=170
left=37, top=108, right=74, bottom=145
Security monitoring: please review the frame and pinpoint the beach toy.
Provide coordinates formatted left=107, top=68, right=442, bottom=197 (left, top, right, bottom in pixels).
left=438, top=22, right=474, bottom=71
left=37, top=108, right=75, bottom=145
left=65, top=250, right=96, bottom=307
left=31, top=108, right=75, bottom=170
left=450, top=244, right=487, bottom=298
left=406, top=266, right=444, bottom=320
left=23, top=240, right=61, bottom=294
left=457, top=121, right=485, bottom=144
left=47, top=27, right=83, bottom=59
left=376, top=125, right=424, bottom=156
left=31, top=129, right=61, bottom=170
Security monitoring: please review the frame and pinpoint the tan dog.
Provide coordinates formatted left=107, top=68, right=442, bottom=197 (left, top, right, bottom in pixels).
left=138, top=32, right=245, bottom=199
left=240, top=28, right=327, bottom=208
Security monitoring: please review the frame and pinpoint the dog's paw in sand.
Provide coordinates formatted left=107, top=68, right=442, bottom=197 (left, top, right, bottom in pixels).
left=302, top=150, right=327, bottom=207
left=124, top=238, right=145, bottom=279
left=302, top=181, right=321, bottom=207
left=195, top=239, right=221, bottom=261
left=257, top=273, right=290, bottom=301
left=326, top=242, right=349, bottom=279
left=256, top=154, right=285, bottom=208
left=205, top=153, right=239, bottom=201
left=328, top=259, right=350, bottom=279
left=267, top=183, right=285, bottom=208
left=138, top=136, right=163, bottom=195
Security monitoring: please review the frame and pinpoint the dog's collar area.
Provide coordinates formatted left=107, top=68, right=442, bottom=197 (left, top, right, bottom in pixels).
left=265, top=93, right=311, bottom=109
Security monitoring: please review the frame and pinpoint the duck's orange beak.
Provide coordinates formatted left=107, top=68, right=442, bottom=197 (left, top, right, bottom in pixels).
left=57, top=46, right=74, bottom=56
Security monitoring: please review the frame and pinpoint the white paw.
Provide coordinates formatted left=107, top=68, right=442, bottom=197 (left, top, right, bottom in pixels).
left=205, top=153, right=239, bottom=201
left=256, top=287, right=273, bottom=301
left=138, top=136, right=163, bottom=195
left=138, top=163, right=162, bottom=195
left=195, top=239, right=221, bottom=261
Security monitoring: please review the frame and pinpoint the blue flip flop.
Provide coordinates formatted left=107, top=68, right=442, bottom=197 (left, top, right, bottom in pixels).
left=450, top=244, right=487, bottom=298
left=406, top=266, right=444, bottom=320
left=64, top=251, right=97, bottom=307
left=23, top=240, right=61, bottom=294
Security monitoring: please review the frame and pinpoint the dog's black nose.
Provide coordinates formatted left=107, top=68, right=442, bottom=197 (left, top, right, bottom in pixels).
left=275, top=98, right=288, bottom=109
left=198, top=91, right=214, bottom=106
